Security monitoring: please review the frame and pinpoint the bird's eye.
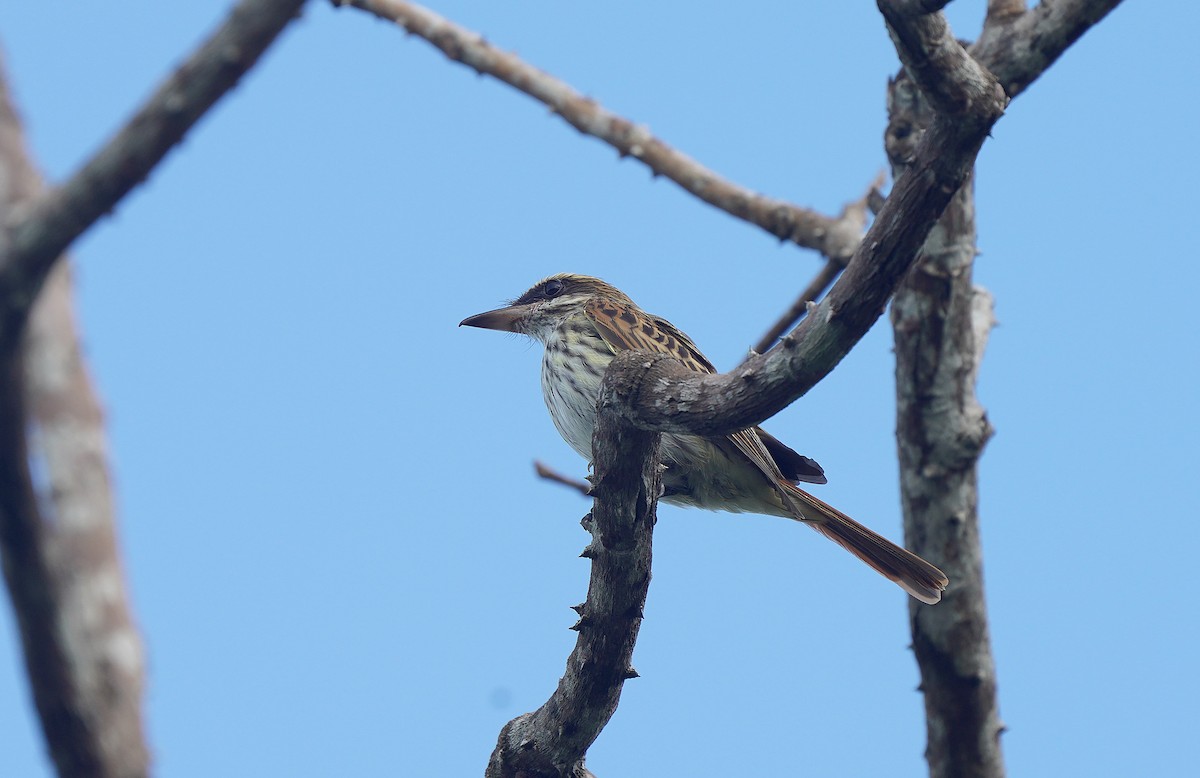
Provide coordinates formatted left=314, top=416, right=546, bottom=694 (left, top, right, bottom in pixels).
left=542, top=279, right=565, bottom=298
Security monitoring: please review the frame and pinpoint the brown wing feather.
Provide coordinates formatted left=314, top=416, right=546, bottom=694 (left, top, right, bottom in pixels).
left=756, top=429, right=827, bottom=485
left=584, top=297, right=798, bottom=489
left=585, top=298, right=717, bottom=373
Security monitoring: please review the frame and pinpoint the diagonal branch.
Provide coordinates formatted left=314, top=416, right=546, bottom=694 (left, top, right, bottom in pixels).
left=534, top=460, right=592, bottom=497
left=879, top=0, right=1001, bottom=118
left=335, top=0, right=868, bottom=261
left=747, top=171, right=885, bottom=357
left=602, top=0, right=1119, bottom=440
left=488, top=21, right=1006, bottom=777
left=353, top=2, right=1119, bottom=775
left=974, top=0, right=1126, bottom=98
left=747, top=260, right=840, bottom=359
left=0, top=0, right=307, bottom=346
left=598, top=102, right=1005, bottom=439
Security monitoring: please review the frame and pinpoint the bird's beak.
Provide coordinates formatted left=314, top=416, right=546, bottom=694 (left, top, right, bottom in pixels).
left=459, top=304, right=527, bottom=332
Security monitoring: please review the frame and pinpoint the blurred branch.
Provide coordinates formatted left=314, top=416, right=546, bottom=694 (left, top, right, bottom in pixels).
left=985, top=0, right=1027, bottom=27
left=0, top=2, right=309, bottom=774
left=335, top=0, right=869, bottom=262
left=0, top=0, right=307, bottom=345
left=534, top=461, right=592, bottom=497
left=0, top=57, right=148, bottom=778
left=973, top=0, right=1126, bottom=98
left=880, top=0, right=999, bottom=118
left=489, top=352, right=659, bottom=778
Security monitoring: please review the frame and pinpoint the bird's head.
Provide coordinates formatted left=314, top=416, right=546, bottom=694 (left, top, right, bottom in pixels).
left=459, top=273, right=629, bottom=342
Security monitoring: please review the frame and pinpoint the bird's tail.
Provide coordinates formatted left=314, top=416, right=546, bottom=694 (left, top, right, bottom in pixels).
left=780, top=483, right=948, bottom=604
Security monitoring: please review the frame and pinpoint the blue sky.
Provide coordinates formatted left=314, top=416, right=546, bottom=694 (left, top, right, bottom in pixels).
left=2, top=2, right=1197, bottom=776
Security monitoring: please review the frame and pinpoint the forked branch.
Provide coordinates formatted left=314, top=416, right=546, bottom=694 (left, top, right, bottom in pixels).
left=885, top=3, right=1125, bottom=777
left=483, top=0, right=1116, bottom=767
left=484, top=14, right=1005, bottom=776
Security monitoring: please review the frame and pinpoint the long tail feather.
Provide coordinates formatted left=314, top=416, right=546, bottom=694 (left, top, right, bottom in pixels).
left=780, top=483, right=948, bottom=604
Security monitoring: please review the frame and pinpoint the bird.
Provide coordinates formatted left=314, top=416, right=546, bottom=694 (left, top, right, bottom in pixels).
left=460, top=273, right=948, bottom=604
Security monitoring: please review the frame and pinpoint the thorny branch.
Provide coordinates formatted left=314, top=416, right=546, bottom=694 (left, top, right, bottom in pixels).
left=433, top=0, right=1116, bottom=773
left=0, top=0, right=1128, bottom=776
left=488, top=353, right=660, bottom=778
left=468, top=3, right=1007, bottom=773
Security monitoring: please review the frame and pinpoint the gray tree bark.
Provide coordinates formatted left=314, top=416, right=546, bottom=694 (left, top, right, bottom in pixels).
left=0, top=63, right=149, bottom=778
left=887, top=69, right=1005, bottom=778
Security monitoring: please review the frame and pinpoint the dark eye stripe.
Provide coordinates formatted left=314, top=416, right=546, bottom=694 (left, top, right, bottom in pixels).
left=514, top=278, right=570, bottom=305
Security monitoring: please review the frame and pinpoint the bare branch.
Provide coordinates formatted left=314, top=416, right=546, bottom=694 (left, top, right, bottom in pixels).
left=583, top=8, right=1011, bottom=444
left=0, top=58, right=149, bottom=778
left=563, top=73, right=997, bottom=762
left=747, top=261, right=841, bottom=360
left=746, top=171, right=885, bottom=357
left=0, top=0, right=306, bottom=344
left=335, top=0, right=860, bottom=259
left=489, top=351, right=659, bottom=778
left=596, top=94, right=1006, bottom=440
left=475, top=3, right=1120, bottom=771
left=973, top=0, right=1125, bottom=98
left=985, top=0, right=1027, bottom=27
left=534, top=460, right=592, bottom=497
left=350, top=3, right=1118, bottom=774
left=878, top=0, right=1002, bottom=119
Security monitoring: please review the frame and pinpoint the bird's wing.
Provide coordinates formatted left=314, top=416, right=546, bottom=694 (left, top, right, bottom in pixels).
left=584, top=297, right=798, bottom=491
left=755, top=429, right=827, bottom=485
left=584, top=297, right=718, bottom=373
